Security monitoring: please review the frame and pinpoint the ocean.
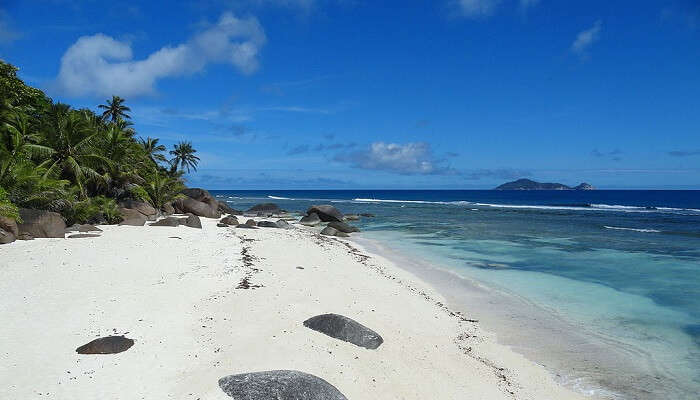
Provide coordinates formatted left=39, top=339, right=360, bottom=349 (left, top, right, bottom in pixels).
left=210, top=189, right=700, bottom=399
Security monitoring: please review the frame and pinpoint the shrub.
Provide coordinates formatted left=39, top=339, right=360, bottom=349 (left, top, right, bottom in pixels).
left=64, top=195, right=121, bottom=225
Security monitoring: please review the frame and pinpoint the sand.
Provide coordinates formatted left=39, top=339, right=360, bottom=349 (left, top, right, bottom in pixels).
left=0, top=216, right=594, bottom=399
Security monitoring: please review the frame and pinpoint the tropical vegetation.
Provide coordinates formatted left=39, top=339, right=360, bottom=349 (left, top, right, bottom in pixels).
left=0, top=60, right=199, bottom=225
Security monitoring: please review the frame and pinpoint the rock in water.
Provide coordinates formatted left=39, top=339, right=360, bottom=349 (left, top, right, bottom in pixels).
left=76, top=336, right=134, bottom=354
left=306, top=205, right=344, bottom=222
left=320, top=226, right=349, bottom=238
left=247, top=203, right=281, bottom=214
left=17, top=208, right=66, bottom=238
left=344, top=214, right=360, bottom=221
left=149, top=217, right=181, bottom=227
left=218, top=370, right=348, bottom=400
left=327, top=221, right=359, bottom=233
left=299, top=213, right=321, bottom=226
left=303, top=313, right=383, bottom=349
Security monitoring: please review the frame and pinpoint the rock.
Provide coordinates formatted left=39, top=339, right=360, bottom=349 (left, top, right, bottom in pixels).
left=181, top=188, right=214, bottom=202
left=247, top=203, right=281, bottom=214
left=275, top=219, right=291, bottom=229
left=0, top=216, right=18, bottom=244
left=181, top=213, right=202, bottom=229
left=306, top=205, right=344, bottom=222
left=161, top=202, right=175, bottom=215
left=119, top=199, right=158, bottom=220
left=217, top=223, right=228, bottom=227
left=218, top=370, right=348, bottom=400
left=245, top=219, right=257, bottom=227
left=359, top=213, right=375, bottom=217
left=0, top=228, right=15, bottom=244
left=0, top=216, right=18, bottom=237
left=299, top=213, right=321, bottom=226
left=17, top=232, right=34, bottom=240
left=236, top=224, right=258, bottom=229
left=149, top=217, right=181, bottom=227
left=68, top=233, right=101, bottom=238
left=218, top=202, right=241, bottom=215
left=344, top=214, right=360, bottom=221
left=303, top=313, right=383, bottom=350
left=76, top=336, right=134, bottom=354
left=119, top=208, right=146, bottom=226
left=327, top=221, right=359, bottom=233
left=66, top=224, right=102, bottom=233
left=173, top=197, right=220, bottom=218
left=220, top=215, right=239, bottom=226
left=17, top=208, right=66, bottom=238
left=257, top=221, right=279, bottom=228
left=320, top=226, right=349, bottom=238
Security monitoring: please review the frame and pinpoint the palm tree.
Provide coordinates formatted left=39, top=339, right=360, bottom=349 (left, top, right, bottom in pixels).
left=0, top=111, right=53, bottom=183
left=169, top=141, right=200, bottom=174
left=141, top=172, right=185, bottom=210
left=38, top=104, right=111, bottom=197
left=98, top=95, right=131, bottom=122
left=139, top=137, right=167, bottom=165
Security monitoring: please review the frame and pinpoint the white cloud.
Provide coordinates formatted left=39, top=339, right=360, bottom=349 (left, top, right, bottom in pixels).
left=335, top=142, right=452, bottom=175
left=53, top=12, right=266, bottom=97
left=571, top=20, right=602, bottom=57
left=454, top=0, right=501, bottom=18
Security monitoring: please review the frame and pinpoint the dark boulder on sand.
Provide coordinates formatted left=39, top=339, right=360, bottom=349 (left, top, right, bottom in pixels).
left=247, top=203, right=281, bottom=214
left=68, top=233, right=101, bottom=238
left=180, top=213, right=202, bottom=229
left=0, top=216, right=18, bottom=244
left=76, top=335, right=134, bottom=354
left=236, top=224, right=258, bottom=229
left=218, top=202, right=241, bottom=215
left=149, top=217, right=181, bottom=227
left=17, top=208, right=66, bottom=238
left=119, top=208, right=146, bottom=226
left=66, top=224, right=102, bottom=233
left=220, top=215, right=239, bottom=226
left=320, top=226, right=349, bottom=238
left=119, top=199, right=158, bottom=221
left=303, top=313, right=383, bottom=350
left=161, top=202, right=175, bottom=215
left=299, top=213, right=321, bottom=226
left=257, top=220, right=279, bottom=228
left=174, top=197, right=220, bottom=218
left=245, top=219, right=257, bottom=227
left=306, top=205, right=344, bottom=222
left=218, top=370, right=348, bottom=400
left=275, top=219, right=291, bottom=229
left=328, top=221, right=359, bottom=233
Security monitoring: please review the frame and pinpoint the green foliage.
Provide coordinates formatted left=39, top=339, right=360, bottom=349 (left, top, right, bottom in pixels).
left=64, top=195, right=121, bottom=225
left=0, top=186, right=20, bottom=221
left=0, top=60, right=199, bottom=225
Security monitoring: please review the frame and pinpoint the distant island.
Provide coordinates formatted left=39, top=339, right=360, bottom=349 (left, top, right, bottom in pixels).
left=494, top=179, right=594, bottom=190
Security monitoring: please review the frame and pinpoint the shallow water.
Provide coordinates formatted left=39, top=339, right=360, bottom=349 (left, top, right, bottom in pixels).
left=212, top=189, right=700, bottom=399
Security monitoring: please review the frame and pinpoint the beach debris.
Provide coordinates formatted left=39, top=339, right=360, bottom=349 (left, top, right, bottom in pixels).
left=299, top=212, right=321, bottom=226
left=306, top=205, right=344, bottom=222
left=247, top=203, right=281, bottom=214
left=168, top=236, right=182, bottom=239
left=67, top=233, right=101, bottom=238
left=149, top=217, right=181, bottom=227
left=257, top=220, right=279, bottom=228
left=76, top=335, right=134, bottom=354
left=236, top=276, right=262, bottom=289
left=303, top=313, right=383, bottom=349
left=320, top=226, right=349, bottom=238
left=17, top=208, right=66, bottom=238
left=119, top=208, right=146, bottom=226
left=218, top=370, right=348, bottom=400
left=220, top=215, right=239, bottom=226
left=327, top=221, right=359, bottom=233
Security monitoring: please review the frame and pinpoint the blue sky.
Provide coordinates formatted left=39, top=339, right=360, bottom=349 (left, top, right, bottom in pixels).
left=1, top=0, right=699, bottom=189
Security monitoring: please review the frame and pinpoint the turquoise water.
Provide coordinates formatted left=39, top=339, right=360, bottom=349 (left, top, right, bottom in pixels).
left=212, top=190, right=700, bottom=399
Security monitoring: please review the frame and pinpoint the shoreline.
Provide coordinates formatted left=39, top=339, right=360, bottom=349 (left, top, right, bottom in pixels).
left=1, top=216, right=591, bottom=399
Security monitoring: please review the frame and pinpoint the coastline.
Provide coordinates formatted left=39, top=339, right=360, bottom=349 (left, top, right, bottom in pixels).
left=0, top=216, right=590, bottom=399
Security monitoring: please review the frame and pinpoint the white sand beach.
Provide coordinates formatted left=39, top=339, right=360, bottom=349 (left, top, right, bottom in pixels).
left=0, top=216, right=594, bottom=399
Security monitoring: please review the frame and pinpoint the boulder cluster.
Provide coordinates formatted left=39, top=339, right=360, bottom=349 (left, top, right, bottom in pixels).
left=298, top=205, right=364, bottom=238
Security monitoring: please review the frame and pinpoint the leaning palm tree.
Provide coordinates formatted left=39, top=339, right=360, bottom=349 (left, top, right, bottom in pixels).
left=38, top=104, right=111, bottom=198
left=98, top=95, right=131, bottom=122
left=0, top=111, right=53, bottom=183
left=169, top=141, right=200, bottom=174
left=139, top=137, right=167, bottom=165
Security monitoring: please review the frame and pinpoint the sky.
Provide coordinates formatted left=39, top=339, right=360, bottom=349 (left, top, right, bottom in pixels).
left=0, top=0, right=699, bottom=189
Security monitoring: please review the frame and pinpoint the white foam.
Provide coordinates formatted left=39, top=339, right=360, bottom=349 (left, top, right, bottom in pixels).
left=604, top=226, right=661, bottom=233
left=267, top=195, right=292, bottom=200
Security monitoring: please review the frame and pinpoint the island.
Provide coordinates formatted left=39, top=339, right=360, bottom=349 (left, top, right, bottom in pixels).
left=494, top=179, right=595, bottom=190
